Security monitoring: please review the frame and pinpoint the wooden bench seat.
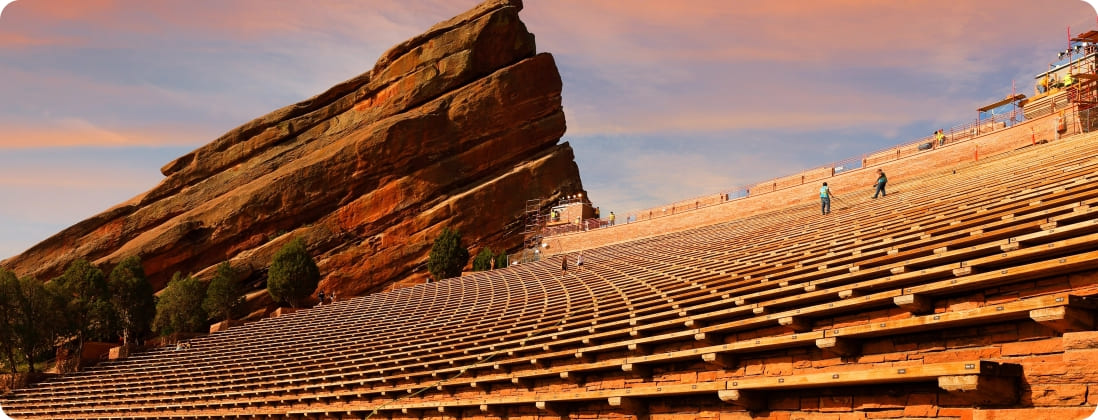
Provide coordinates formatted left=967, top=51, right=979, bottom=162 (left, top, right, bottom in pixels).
left=284, top=360, right=1019, bottom=417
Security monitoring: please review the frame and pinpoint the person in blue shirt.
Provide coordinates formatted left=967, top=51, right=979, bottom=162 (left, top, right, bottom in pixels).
left=820, top=182, right=833, bottom=215
left=873, top=169, right=887, bottom=198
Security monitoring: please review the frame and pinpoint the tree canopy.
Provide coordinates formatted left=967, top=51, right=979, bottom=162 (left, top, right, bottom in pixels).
left=0, top=269, right=66, bottom=373
left=472, top=247, right=495, bottom=271
left=153, top=272, right=208, bottom=336
left=203, top=261, right=245, bottom=322
left=55, top=258, right=115, bottom=346
left=470, top=247, right=509, bottom=271
left=108, top=256, right=156, bottom=345
left=428, top=227, right=469, bottom=280
left=267, top=238, right=320, bottom=308
left=0, top=269, right=23, bottom=373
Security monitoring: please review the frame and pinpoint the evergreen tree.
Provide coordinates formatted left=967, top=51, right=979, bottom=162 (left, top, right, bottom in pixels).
left=8, top=275, right=65, bottom=373
left=495, top=251, right=508, bottom=269
left=472, top=247, right=494, bottom=271
left=55, top=258, right=115, bottom=350
left=153, top=272, right=208, bottom=336
left=203, top=261, right=244, bottom=322
left=427, top=227, right=469, bottom=281
left=267, top=238, right=320, bottom=308
left=0, top=269, right=21, bottom=373
left=108, top=256, right=156, bottom=345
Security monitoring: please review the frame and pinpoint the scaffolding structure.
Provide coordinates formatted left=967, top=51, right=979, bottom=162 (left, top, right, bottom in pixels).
left=518, top=198, right=545, bottom=263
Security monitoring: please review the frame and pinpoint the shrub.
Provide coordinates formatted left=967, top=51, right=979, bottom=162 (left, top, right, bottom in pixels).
left=267, top=238, right=320, bottom=308
left=203, top=261, right=244, bottom=322
left=427, top=227, right=469, bottom=281
left=472, top=248, right=494, bottom=271
left=495, top=251, right=508, bottom=269
left=153, top=272, right=208, bottom=336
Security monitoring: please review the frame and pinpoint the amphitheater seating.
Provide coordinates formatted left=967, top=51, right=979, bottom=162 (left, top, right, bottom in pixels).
left=4, top=131, right=1098, bottom=419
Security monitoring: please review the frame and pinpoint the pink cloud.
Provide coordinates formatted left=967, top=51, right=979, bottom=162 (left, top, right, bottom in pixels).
left=526, top=0, right=1094, bottom=67
left=0, top=31, right=80, bottom=48
left=0, top=166, right=149, bottom=189
left=1, top=0, right=482, bottom=45
left=0, top=120, right=210, bottom=149
left=3, top=0, right=118, bottom=21
left=522, top=0, right=1094, bottom=138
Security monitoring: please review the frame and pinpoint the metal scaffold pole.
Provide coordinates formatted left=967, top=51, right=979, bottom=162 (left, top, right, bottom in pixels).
left=520, top=198, right=545, bottom=264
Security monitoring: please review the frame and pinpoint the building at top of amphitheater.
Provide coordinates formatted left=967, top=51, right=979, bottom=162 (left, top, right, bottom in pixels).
left=5, top=1, right=1098, bottom=419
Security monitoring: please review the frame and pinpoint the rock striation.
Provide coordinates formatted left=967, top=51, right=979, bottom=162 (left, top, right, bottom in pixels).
left=1, top=0, right=582, bottom=303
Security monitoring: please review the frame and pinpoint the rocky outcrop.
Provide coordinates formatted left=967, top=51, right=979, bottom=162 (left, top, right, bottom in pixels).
left=1, top=0, right=582, bottom=302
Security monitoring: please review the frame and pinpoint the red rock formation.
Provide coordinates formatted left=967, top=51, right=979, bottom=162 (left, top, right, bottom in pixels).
left=1, top=0, right=582, bottom=303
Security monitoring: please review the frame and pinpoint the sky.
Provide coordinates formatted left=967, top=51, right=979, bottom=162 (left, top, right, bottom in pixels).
left=0, top=0, right=1095, bottom=259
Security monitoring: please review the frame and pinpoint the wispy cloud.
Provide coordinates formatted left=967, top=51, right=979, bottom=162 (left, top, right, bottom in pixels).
left=0, top=146, right=186, bottom=258
left=528, top=0, right=1094, bottom=140
left=0, top=0, right=491, bottom=150
left=0, top=0, right=1094, bottom=258
left=0, top=31, right=80, bottom=48
left=0, top=120, right=208, bottom=148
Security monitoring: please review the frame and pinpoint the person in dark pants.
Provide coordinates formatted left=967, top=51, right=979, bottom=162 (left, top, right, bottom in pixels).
left=873, top=169, right=887, bottom=198
left=820, top=182, right=833, bottom=215
left=561, top=256, right=568, bottom=275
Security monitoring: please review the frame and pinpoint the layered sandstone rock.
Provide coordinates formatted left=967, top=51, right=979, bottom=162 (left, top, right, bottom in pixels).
left=2, top=0, right=582, bottom=303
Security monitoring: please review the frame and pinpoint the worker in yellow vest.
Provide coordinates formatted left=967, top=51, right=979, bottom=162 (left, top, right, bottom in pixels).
left=1063, top=72, right=1075, bottom=87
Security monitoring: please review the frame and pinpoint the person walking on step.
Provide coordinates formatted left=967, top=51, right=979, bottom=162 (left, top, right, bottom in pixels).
left=820, top=182, right=833, bottom=215
left=561, top=255, right=568, bottom=275
left=872, top=169, right=887, bottom=198
left=576, top=253, right=584, bottom=269
left=317, top=290, right=325, bottom=306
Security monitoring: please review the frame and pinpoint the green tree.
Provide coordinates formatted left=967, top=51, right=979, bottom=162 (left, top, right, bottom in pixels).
left=267, top=238, right=320, bottom=308
left=0, top=268, right=21, bottom=373
left=495, top=251, right=508, bottom=269
left=55, top=258, right=116, bottom=350
left=108, top=256, right=156, bottom=345
left=8, top=275, right=65, bottom=373
left=153, top=272, right=208, bottom=336
left=203, top=261, right=244, bottom=322
left=472, top=247, right=494, bottom=271
left=427, top=227, right=469, bottom=281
